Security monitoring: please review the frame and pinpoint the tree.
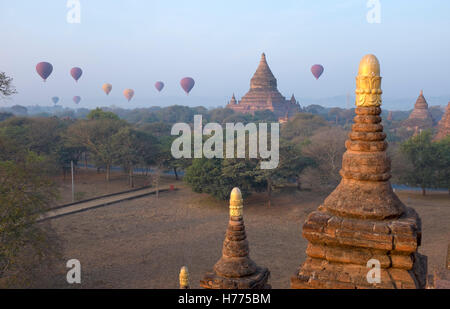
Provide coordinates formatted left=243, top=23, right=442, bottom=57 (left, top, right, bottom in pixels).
left=112, top=127, right=158, bottom=187
left=0, top=112, right=13, bottom=122
left=184, top=158, right=235, bottom=200
left=281, top=113, right=328, bottom=144
left=400, top=130, right=439, bottom=195
left=87, top=107, right=120, bottom=121
left=0, top=152, right=59, bottom=286
left=0, top=72, right=17, bottom=99
left=66, top=116, right=126, bottom=182
left=155, top=135, right=191, bottom=180
left=184, top=134, right=314, bottom=202
left=54, top=142, right=85, bottom=179
left=266, top=140, right=313, bottom=191
left=208, top=108, right=235, bottom=124
left=140, top=122, right=172, bottom=137
left=304, top=104, right=326, bottom=115
left=0, top=117, right=69, bottom=174
left=433, top=135, right=450, bottom=193
left=10, top=105, right=27, bottom=116
left=301, top=127, right=348, bottom=189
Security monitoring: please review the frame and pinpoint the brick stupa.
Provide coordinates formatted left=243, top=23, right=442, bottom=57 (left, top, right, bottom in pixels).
left=403, top=90, right=434, bottom=130
left=200, top=188, right=270, bottom=289
left=291, top=54, right=427, bottom=289
left=226, top=53, right=301, bottom=119
left=435, top=102, right=450, bottom=140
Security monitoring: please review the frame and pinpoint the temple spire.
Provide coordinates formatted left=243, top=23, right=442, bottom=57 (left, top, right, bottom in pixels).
left=290, top=94, right=296, bottom=103
left=179, top=266, right=189, bottom=289
left=229, top=93, right=237, bottom=105
left=200, top=187, right=270, bottom=289
left=415, top=89, right=428, bottom=109
left=250, top=53, right=277, bottom=90
left=261, top=52, right=266, bottom=62
left=291, top=54, right=427, bottom=289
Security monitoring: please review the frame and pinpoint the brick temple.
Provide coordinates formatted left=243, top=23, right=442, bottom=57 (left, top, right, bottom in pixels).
left=435, top=102, right=450, bottom=140
left=403, top=90, right=434, bottom=130
left=226, top=53, right=301, bottom=120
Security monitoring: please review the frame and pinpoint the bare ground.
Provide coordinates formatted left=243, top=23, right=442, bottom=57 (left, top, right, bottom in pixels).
left=41, top=171, right=450, bottom=289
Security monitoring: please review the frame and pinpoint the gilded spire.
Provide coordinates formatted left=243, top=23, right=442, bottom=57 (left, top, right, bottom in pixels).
left=355, top=54, right=382, bottom=107
left=229, top=187, right=243, bottom=217
left=179, top=266, right=189, bottom=289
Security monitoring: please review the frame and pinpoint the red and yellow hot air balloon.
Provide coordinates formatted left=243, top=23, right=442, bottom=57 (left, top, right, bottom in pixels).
left=123, top=89, right=134, bottom=102
left=102, top=83, right=112, bottom=95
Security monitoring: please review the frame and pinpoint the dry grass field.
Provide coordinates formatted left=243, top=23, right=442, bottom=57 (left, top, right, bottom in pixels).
left=38, top=170, right=449, bottom=289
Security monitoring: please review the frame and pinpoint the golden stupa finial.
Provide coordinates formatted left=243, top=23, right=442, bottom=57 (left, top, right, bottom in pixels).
left=229, top=187, right=243, bottom=217
left=355, top=54, right=382, bottom=107
left=179, top=266, right=189, bottom=289
left=420, top=89, right=423, bottom=96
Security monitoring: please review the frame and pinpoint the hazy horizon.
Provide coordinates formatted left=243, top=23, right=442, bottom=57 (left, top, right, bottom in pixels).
left=1, top=1, right=449, bottom=110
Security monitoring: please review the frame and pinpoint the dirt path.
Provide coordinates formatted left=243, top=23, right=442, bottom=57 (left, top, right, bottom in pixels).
left=40, top=186, right=171, bottom=221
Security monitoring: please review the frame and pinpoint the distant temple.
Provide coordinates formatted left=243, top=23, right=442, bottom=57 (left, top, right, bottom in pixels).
left=226, top=53, right=301, bottom=120
left=403, top=90, right=433, bottom=130
left=435, top=102, right=450, bottom=140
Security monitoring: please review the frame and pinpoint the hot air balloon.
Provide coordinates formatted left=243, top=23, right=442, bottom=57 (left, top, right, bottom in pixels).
left=70, top=67, right=83, bottom=82
left=311, top=64, right=324, bottom=80
left=51, top=96, right=59, bottom=105
left=73, top=96, right=81, bottom=104
left=180, top=77, right=195, bottom=95
left=36, top=62, right=53, bottom=82
left=102, top=83, right=112, bottom=95
left=155, top=81, right=164, bottom=92
left=123, top=89, right=134, bottom=102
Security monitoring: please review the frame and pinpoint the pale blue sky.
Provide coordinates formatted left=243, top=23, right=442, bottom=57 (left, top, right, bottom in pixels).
left=0, top=0, right=449, bottom=109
